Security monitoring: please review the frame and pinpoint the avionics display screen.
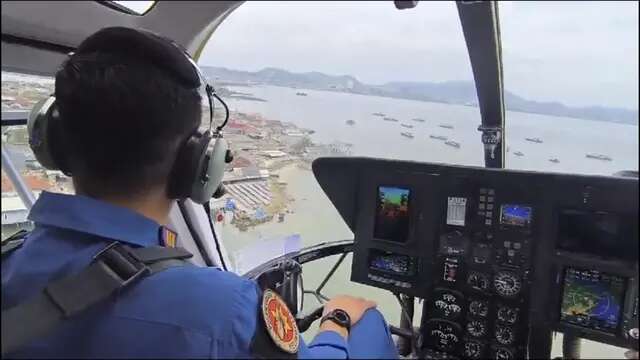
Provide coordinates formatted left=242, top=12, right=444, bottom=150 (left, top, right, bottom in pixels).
left=557, top=209, right=637, bottom=261
left=500, top=204, right=532, bottom=227
left=374, top=186, right=411, bottom=242
left=368, top=249, right=416, bottom=276
left=560, top=268, right=626, bottom=333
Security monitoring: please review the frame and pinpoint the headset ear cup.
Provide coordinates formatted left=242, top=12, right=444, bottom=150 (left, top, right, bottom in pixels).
left=27, top=97, right=63, bottom=171
left=190, top=135, right=228, bottom=204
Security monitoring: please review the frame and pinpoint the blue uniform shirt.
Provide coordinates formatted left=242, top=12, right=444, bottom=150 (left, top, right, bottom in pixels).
left=2, top=192, right=398, bottom=358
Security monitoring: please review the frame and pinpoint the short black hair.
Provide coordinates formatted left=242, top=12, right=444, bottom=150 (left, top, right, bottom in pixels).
left=54, top=29, right=202, bottom=198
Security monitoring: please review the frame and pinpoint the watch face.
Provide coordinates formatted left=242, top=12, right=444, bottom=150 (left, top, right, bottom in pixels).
left=334, top=310, right=349, bottom=324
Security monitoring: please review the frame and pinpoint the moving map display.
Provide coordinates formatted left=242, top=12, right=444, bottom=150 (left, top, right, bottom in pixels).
left=374, top=186, right=411, bottom=242
left=560, top=268, right=626, bottom=333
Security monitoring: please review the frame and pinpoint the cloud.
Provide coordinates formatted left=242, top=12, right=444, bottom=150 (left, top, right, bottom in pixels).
left=200, top=1, right=638, bottom=109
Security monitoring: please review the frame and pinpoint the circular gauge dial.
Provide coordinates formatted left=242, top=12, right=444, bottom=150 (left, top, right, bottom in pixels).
left=468, top=299, right=489, bottom=317
left=467, top=271, right=490, bottom=291
left=427, top=321, right=461, bottom=352
left=495, top=325, right=515, bottom=345
left=464, top=339, right=484, bottom=359
left=493, top=271, right=522, bottom=297
left=466, top=319, right=488, bottom=338
left=494, top=346, right=514, bottom=360
left=433, top=290, right=463, bottom=320
left=497, top=305, right=518, bottom=324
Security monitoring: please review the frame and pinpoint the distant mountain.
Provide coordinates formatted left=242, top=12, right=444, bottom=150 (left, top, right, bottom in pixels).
left=203, top=66, right=638, bottom=125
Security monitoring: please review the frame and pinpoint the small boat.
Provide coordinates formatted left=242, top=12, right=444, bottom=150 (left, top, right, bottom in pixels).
left=429, top=135, right=447, bottom=141
left=400, top=123, right=414, bottom=129
left=514, top=151, right=524, bottom=156
left=383, top=117, right=399, bottom=122
left=401, top=132, right=414, bottom=139
left=372, top=112, right=385, bottom=117
left=445, top=140, right=460, bottom=148
left=346, top=120, right=356, bottom=126
left=586, top=153, right=612, bottom=161
left=549, top=158, right=560, bottom=163
left=525, top=137, right=543, bottom=143
left=438, top=124, right=454, bottom=129
left=412, top=118, right=426, bottom=123
left=296, top=92, right=308, bottom=96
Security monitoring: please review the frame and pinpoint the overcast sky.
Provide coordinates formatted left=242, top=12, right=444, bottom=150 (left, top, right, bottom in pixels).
left=122, top=1, right=638, bottom=110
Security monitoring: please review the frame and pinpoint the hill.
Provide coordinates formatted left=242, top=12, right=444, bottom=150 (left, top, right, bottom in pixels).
left=203, top=66, right=638, bottom=125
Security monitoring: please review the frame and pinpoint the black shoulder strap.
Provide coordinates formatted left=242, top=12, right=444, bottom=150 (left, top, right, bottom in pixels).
left=1, top=229, right=28, bottom=257
left=1, top=242, right=193, bottom=357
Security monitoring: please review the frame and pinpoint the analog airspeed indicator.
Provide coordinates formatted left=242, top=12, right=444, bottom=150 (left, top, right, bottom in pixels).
left=493, top=271, right=522, bottom=297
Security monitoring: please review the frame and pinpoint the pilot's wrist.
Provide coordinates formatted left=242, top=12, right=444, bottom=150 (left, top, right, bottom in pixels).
left=319, top=320, right=349, bottom=339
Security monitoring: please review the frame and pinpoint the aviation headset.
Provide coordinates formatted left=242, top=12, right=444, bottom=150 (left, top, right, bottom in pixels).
left=27, top=27, right=232, bottom=204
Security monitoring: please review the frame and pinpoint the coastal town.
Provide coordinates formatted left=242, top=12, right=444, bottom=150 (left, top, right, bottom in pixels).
left=2, top=74, right=352, bottom=235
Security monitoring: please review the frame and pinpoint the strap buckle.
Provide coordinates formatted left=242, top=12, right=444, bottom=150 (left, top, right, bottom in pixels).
left=92, top=242, right=150, bottom=287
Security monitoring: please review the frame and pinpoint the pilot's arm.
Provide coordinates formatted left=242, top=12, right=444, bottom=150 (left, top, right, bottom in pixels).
left=224, top=278, right=398, bottom=359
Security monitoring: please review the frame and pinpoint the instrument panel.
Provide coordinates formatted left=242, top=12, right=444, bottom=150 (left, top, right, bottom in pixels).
left=312, top=157, right=639, bottom=358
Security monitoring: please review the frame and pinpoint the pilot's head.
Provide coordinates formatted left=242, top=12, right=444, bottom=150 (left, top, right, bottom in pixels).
left=54, top=27, right=202, bottom=201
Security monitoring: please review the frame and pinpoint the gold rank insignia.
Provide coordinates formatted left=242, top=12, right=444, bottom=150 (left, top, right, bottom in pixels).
left=261, top=289, right=300, bottom=354
left=159, top=226, right=177, bottom=248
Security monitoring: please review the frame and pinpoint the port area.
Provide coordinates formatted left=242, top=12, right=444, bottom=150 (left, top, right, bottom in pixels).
left=207, top=110, right=352, bottom=232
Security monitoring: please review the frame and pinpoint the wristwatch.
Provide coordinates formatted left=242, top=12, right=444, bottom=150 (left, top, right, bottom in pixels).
left=320, top=309, right=351, bottom=333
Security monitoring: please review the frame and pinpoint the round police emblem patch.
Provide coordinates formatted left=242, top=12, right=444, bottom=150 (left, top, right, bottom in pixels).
left=261, top=289, right=300, bottom=354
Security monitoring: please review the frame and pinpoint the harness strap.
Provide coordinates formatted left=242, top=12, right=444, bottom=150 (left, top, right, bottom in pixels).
left=1, top=242, right=193, bottom=356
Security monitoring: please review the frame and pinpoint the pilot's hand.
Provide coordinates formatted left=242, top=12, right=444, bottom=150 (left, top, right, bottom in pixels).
left=625, top=350, right=638, bottom=359
left=323, top=295, right=377, bottom=325
left=319, top=295, right=376, bottom=339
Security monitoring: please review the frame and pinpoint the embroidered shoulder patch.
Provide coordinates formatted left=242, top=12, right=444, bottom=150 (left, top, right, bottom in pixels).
left=261, top=289, right=300, bottom=354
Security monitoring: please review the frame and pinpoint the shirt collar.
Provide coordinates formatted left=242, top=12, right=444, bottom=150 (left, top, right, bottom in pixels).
left=28, top=191, right=162, bottom=247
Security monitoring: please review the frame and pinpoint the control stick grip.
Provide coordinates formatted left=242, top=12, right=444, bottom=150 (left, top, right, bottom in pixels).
left=297, top=306, right=324, bottom=332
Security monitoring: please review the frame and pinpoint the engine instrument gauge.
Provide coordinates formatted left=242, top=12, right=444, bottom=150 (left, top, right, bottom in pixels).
left=468, top=299, right=489, bottom=317
left=493, top=271, right=522, bottom=297
left=467, top=271, right=490, bottom=291
left=432, top=289, right=463, bottom=320
left=466, top=319, right=488, bottom=338
left=494, top=346, right=514, bottom=360
left=497, top=305, right=518, bottom=324
left=426, top=320, right=461, bottom=352
left=463, top=339, right=485, bottom=359
left=495, top=325, right=516, bottom=345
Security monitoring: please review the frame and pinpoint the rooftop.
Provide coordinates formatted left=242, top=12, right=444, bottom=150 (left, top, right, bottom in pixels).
left=2, top=171, right=56, bottom=194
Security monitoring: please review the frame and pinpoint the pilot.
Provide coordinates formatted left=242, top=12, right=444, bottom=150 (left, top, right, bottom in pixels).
left=1, top=27, right=398, bottom=359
